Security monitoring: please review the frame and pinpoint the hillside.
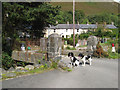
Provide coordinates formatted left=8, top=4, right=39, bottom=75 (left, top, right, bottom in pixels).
left=50, top=2, right=118, bottom=15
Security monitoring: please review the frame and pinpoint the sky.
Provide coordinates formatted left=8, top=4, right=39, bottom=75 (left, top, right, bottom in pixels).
left=114, top=0, right=120, bottom=3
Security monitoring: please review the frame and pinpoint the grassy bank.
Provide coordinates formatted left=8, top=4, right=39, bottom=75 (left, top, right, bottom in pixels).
left=2, top=66, right=54, bottom=80
left=50, top=2, right=118, bottom=15
left=1, top=60, right=72, bottom=80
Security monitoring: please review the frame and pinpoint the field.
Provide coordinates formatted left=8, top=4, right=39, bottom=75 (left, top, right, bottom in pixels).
left=50, top=2, right=118, bottom=15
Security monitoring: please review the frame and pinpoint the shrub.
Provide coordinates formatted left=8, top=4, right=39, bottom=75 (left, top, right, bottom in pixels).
left=108, top=52, right=119, bottom=59
left=105, top=39, right=118, bottom=46
left=37, top=59, right=41, bottom=64
left=67, top=69, right=72, bottom=72
left=93, top=41, right=109, bottom=58
left=12, top=38, right=21, bottom=51
left=42, top=56, right=45, bottom=60
left=2, top=52, right=14, bottom=70
left=66, top=46, right=76, bottom=50
left=51, top=61, right=58, bottom=69
left=66, top=46, right=70, bottom=49
left=16, top=61, right=26, bottom=67
left=39, top=65, right=44, bottom=69
left=44, top=63, right=48, bottom=69
left=61, top=67, right=68, bottom=70
left=78, top=33, right=89, bottom=40
left=118, top=46, right=120, bottom=54
left=64, top=37, right=78, bottom=46
left=107, top=48, right=119, bottom=59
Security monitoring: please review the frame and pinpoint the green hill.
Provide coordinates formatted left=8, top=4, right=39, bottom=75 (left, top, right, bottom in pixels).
left=50, top=2, right=118, bottom=15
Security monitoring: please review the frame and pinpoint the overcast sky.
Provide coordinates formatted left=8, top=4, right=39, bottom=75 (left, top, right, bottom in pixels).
left=114, top=0, right=120, bottom=3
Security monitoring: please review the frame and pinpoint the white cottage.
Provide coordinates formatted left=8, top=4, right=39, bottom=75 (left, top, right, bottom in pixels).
left=44, top=23, right=117, bottom=38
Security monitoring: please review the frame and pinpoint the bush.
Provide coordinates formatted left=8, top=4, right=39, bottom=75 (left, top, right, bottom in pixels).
left=108, top=52, right=119, bottom=59
left=115, top=43, right=118, bottom=53
left=93, top=42, right=109, bottom=58
left=39, top=65, right=44, bottom=69
left=78, top=33, right=90, bottom=40
left=37, top=59, right=41, bottom=64
left=42, top=56, right=45, bottom=60
left=51, top=61, right=58, bottom=69
left=118, top=46, right=120, bottom=54
left=64, top=37, right=78, bottom=46
left=107, top=48, right=119, bottom=59
left=12, top=38, right=21, bottom=51
left=2, top=52, right=14, bottom=70
left=16, top=61, right=26, bottom=67
left=44, top=63, right=48, bottom=69
left=67, top=69, right=72, bottom=72
left=107, top=39, right=118, bottom=46
left=66, top=46, right=70, bottom=49
left=66, top=46, right=76, bottom=50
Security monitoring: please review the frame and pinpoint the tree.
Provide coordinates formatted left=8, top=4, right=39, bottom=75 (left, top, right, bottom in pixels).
left=75, top=10, right=85, bottom=24
left=78, top=32, right=91, bottom=40
left=54, top=11, right=65, bottom=24
left=93, top=41, right=108, bottom=58
left=93, top=26, right=105, bottom=38
left=63, top=11, right=73, bottom=24
left=54, top=10, right=86, bottom=24
left=87, top=13, right=118, bottom=26
left=2, top=2, right=60, bottom=55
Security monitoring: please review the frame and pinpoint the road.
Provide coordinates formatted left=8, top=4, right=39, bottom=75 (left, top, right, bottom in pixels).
left=1, top=58, right=118, bottom=88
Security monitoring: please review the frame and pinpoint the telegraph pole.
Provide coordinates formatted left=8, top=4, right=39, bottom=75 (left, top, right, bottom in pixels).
left=73, top=0, right=75, bottom=47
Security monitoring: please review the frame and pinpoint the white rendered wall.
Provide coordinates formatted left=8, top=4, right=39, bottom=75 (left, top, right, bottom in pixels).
left=44, top=28, right=88, bottom=38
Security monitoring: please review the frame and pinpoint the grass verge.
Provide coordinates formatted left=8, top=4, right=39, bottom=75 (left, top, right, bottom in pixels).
left=1, top=66, right=54, bottom=80
left=60, top=67, right=72, bottom=72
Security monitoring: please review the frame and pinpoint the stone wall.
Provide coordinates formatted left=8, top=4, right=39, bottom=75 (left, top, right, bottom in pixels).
left=12, top=51, right=46, bottom=64
left=12, top=34, right=63, bottom=63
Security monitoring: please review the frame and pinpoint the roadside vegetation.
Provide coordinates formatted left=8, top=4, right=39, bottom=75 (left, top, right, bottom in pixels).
left=1, top=58, right=72, bottom=80
left=2, top=64, right=54, bottom=80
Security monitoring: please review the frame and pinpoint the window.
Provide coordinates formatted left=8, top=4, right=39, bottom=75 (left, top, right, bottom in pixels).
left=77, top=29, right=79, bottom=32
left=66, top=35, right=68, bottom=38
left=54, top=29, right=56, bottom=33
left=66, top=29, right=68, bottom=32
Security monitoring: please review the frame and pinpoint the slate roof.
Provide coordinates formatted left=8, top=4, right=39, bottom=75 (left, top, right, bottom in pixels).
left=50, top=24, right=80, bottom=29
left=105, top=25, right=117, bottom=29
left=48, top=24, right=117, bottom=29
left=50, top=24, right=69, bottom=29
left=79, top=24, right=97, bottom=29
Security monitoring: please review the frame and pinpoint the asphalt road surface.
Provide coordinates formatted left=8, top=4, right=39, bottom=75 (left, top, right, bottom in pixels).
left=2, top=58, right=118, bottom=88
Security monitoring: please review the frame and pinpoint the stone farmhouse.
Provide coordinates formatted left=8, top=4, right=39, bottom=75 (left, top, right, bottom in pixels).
left=44, top=22, right=117, bottom=38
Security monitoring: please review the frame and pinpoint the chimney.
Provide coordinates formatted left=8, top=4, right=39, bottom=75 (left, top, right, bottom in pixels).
left=111, top=22, right=114, bottom=25
left=77, top=21, right=79, bottom=25
left=67, top=21, right=69, bottom=25
left=56, top=21, right=58, bottom=24
left=104, top=22, right=106, bottom=26
left=96, top=22, right=98, bottom=25
left=6, top=13, right=9, bottom=17
left=87, top=21, right=89, bottom=25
